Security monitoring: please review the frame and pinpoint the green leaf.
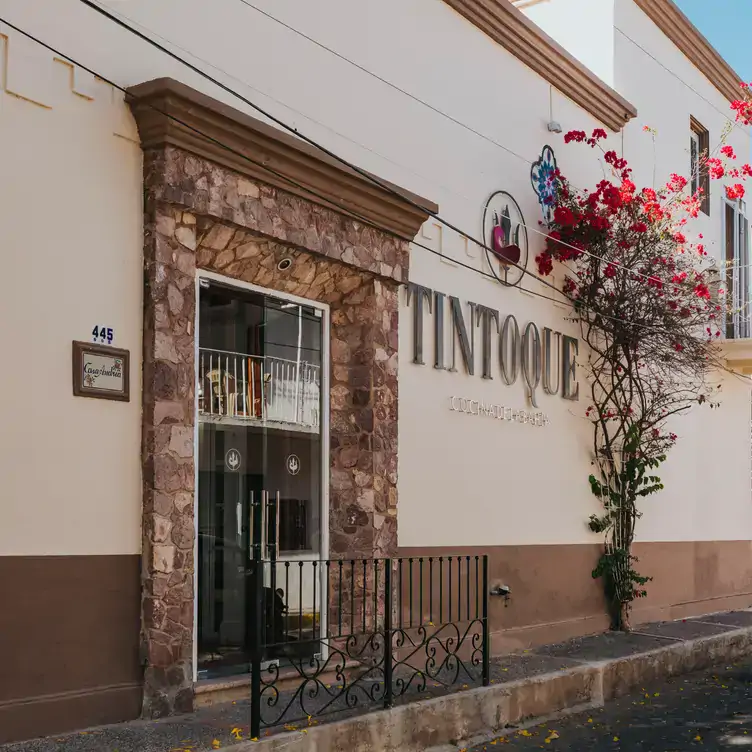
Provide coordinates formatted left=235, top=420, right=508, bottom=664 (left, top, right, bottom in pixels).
left=588, top=514, right=612, bottom=533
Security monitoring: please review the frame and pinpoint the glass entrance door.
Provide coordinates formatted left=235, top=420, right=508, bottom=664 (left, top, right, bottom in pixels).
left=196, top=278, right=325, bottom=680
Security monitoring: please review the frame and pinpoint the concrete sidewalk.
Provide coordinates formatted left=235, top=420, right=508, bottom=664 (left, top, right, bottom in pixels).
left=4, top=610, right=752, bottom=752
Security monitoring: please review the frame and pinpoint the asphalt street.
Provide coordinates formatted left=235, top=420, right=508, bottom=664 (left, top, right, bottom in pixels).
left=469, top=660, right=752, bottom=751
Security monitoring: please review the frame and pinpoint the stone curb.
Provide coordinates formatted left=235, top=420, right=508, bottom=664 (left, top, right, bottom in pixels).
left=232, top=625, right=752, bottom=752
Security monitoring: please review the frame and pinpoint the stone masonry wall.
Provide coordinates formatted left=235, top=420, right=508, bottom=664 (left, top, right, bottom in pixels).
left=140, top=146, right=406, bottom=717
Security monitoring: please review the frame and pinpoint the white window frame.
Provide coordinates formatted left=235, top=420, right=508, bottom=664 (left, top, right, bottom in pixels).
left=721, top=196, right=751, bottom=339
left=192, top=270, right=331, bottom=682
left=690, top=129, right=700, bottom=198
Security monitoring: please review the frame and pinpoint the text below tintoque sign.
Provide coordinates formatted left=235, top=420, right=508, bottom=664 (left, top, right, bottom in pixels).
left=72, top=341, right=130, bottom=402
left=449, top=396, right=550, bottom=427
left=406, top=283, right=579, bottom=408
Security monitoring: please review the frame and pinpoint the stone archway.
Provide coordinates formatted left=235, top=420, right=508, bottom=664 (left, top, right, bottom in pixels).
left=129, top=78, right=435, bottom=716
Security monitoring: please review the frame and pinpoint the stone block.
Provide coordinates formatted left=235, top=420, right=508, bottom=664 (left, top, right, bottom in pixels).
left=153, top=515, right=172, bottom=543
left=152, top=545, right=176, bottom=574
left=168, top=426, right=193, bottom=458
left=154, top=400, right=185, bottom=426
left=156, top=214, right=176, bottom=237
left=155, top=332, right=180, bottom=364
left=175, top=226, right=196, bottom=251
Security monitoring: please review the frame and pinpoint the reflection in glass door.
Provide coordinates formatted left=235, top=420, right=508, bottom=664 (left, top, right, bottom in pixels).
left=196, top=278, right=326, bottom=680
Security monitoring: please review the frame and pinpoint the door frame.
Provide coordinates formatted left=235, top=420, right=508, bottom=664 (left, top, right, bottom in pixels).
left=192, top=269, right=331, bottom=682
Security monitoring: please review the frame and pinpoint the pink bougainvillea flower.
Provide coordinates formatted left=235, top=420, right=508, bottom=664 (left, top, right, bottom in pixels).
left=564, top=130, right=587, bottom=144
left=667, top=173, right=688, bottom=192
left=694, top=282, right=711, bottom=300
left=707, top=158, right=725, bottom=179
left=726, top=183, right=746, bottom=200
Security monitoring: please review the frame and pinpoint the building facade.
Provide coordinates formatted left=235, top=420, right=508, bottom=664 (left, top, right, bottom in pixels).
left=0, top=0, right=751, bottom=743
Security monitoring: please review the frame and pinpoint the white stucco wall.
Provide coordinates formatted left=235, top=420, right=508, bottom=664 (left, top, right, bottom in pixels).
left=507, top=0, right=752, bottom=547
left=0, top=47, right=144, bottom=556
left=614, top=0, right=752, bottom=543
left=0, top=0, right=748, bottom=556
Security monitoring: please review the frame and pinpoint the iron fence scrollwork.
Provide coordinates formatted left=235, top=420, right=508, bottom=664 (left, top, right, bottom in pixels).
left=248, top=553, right=490, bottom=737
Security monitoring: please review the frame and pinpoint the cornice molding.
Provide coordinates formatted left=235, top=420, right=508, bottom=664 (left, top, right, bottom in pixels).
left=632, top=0, right=744, bottom=104
left=126, top=78, right=438, bottom=240
left=442, top=0, right=637, bottom=131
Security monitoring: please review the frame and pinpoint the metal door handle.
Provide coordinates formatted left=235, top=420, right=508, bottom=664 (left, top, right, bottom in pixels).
left=261, top=490, right=269, bottom=559
left=274, top=490, right=281, bottom=558
left=249, top=491, right=254, bottom=561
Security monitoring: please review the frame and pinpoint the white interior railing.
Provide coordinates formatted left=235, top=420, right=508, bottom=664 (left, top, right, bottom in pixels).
left=728, top=263, right=752, bottom=340
left=198, top=348, right=320, bottom=428
left=728, top=311, right=752, bottom=340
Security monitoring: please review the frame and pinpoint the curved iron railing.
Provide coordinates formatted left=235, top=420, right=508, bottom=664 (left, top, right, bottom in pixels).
left=247, top=555, right=489, bottom=736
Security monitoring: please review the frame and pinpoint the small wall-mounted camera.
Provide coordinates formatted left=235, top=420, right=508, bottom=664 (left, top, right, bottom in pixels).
left=547, top=121, right=563, bottom=134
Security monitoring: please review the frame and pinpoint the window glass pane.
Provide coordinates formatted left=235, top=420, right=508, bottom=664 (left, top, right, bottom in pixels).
left=726, top=203, right=737, bottom=337
left=197, top=281, right=324, bottom=680
left=690, top=132, right=699, bottom=196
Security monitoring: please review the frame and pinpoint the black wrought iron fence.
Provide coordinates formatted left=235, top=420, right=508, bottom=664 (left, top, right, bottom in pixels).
left=247, top=555, right=489, bottom=736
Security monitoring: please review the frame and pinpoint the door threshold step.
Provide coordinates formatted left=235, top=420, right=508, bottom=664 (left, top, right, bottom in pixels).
left=195, top=659, right=373, bottom=708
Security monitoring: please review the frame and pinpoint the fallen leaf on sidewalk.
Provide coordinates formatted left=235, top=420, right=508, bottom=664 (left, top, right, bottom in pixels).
left=211, top=741, right=221, bottom=749
left=231, top=727, right=243, bottom=740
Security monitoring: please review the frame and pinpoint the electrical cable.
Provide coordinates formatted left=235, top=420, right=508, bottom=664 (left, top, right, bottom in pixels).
left=69, top=0, right=745, bottom=293
left=228, top=0, right=747, bottom=285
left=76, top=0, right=708, bottom=295
left=233, top=0, right=751, bottom=176
left=0, top=17, right=570, bottom=316
left=66, top=1, right=611, bottom=308
left=0, top=15, right=741, bottom=363
left=230, top=0, right=534, bottom=168
left=615, top=26, right=749, bottom=136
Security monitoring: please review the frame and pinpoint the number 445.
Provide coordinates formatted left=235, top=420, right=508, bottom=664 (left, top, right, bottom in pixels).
left=92, top=326, right=114, bottom=344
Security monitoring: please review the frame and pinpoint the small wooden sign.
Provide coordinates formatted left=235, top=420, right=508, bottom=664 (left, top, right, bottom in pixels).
left=72, top=341, right=130, bottom=402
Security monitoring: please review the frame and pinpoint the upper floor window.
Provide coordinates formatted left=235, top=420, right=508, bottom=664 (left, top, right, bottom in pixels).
left=724, top=197, right=750, bottom=339
left=690, top=117, right=710, bottom=215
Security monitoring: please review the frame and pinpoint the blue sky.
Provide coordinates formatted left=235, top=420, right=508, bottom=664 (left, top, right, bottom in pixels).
left=675, top=0, right=751, bottom=81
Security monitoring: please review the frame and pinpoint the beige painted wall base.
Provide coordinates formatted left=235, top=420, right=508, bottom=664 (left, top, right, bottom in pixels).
left=492, top=593, right=752, bottom=653
left=399, top=541, right=752, bottom=648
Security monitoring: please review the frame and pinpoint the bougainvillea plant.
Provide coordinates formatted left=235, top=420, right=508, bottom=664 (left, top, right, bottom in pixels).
left=535, top=107, right=752, bottom=629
